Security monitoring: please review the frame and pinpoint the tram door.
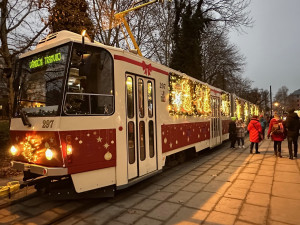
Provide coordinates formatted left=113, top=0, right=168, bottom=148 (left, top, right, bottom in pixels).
left=210, top=96, right=222, bottom=147
left=126, top=75, right=157, bottom=180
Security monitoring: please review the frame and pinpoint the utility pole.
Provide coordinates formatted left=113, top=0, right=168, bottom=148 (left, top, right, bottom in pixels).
left=270, top=85, right=272, bottom=116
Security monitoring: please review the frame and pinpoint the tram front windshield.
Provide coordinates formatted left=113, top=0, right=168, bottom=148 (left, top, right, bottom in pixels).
left=16, top=45, right=69, bottom=117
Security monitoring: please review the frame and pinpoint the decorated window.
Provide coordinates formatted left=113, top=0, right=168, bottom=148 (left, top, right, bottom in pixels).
left=244, top=102, right=249, bottom=121
left=221, top=93, right=231, bottom=116
left=235, top=98, right=242, bottom=119
left=169, top=73, right=211, bottom=116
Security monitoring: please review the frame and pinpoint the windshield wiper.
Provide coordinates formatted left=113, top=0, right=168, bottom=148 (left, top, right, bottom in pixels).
left=20, top=110, right=31, bottom=127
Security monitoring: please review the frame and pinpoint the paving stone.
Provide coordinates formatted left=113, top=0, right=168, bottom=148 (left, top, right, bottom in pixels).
left=182, top=182, right=206, bottom=193
left=231, top=180, right=252, bottom=189
left=83, top=205, right=125, bottom=225
left=0, top=214, right=20, bottom=224
left=214, top=172, right=236, bottom=182
left=148, top=191, right=173, bottom=201
left=260, top=165, right=274, bottom=171
left=115, top=209, right=146, bottom=224
left=181, top=174, right=198, bottom=181
left=224, top=187, right=248, bottom=200
left=203, top=180, right=231, bottom=195
left=250, top=182, right=272, bottom=194
left=185, top=191, right=222, bottom=211
left=22, top=210, right=59, bottom=224
left=270, top=196, right=300, bottom=225
left=215, top=197, right=242, bottom=215
left=253, top=175, right=273, bottom=184
left=168, top=190, right=195, bottom=204
left=135, top=217, right=162, bottom=225
left=239, top=203, right=267, bottom=224
left=171, top=178, right=192, bottom=188
left=246, top=191, right=270, bottom=206
left=56, top=216, right=82, bottom=225
left=238, top=173, right=256, bottom=181
left=275, top=164, right=299, bottom=172
left=274, top=171, right=300, bottom=183
left=194, top=175, right=214, bottom=184
left=165, top=207, right=208, bottom=225
left=133, top=199, right=161, bottom=211
left=161, top=183, right=183, bottom=193
left=147, top=202, right=181, bottom=221
left=204, top=211, right=236, bottom=225
left=257, top=169, right=274, bottom=177
left=242, top=167, right=258, bottom=174
left=234, top=220, right=254, bottom=225
left=138, top=184, right=163, bottom=196
left=272, top=182, right=300, bottom=200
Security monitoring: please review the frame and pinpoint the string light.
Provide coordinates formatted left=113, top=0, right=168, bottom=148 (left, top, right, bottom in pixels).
left=169, top=73, right=211, bottom=116
left=221, top=93, right=230, bottom=116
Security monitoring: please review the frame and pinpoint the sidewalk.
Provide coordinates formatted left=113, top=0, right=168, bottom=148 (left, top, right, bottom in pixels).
left=1, top=138, right=300, bottom=225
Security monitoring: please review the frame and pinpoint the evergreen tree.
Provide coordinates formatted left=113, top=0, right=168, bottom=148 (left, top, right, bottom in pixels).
left=170, top=2, right=204, bottom=80
left=49, top=0, right=95, bottom=38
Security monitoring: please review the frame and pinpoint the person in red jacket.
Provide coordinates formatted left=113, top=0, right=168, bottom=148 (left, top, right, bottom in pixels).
left=248, top=115, right=262, bottom=154
left=268, top=112, right=285, bottom=158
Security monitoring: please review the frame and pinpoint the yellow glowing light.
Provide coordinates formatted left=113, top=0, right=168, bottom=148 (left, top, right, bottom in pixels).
left=81, top=29, right=87, bottom=36
left=10, top=145, right=18, bottom=156
left=66, top=145, right=73, bottom=156
left=45, top=148, right=53, bottom=160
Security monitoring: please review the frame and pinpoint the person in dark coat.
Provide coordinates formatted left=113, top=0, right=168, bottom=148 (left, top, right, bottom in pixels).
left=247, top=115, right=262, bottom=154
left=229, top=117, right=237, bottom=149
left=285, top=108, right=300, bottom=159
left=259, top=115, right=267, bottom=139
left=267, top=113, right=285, bottom=158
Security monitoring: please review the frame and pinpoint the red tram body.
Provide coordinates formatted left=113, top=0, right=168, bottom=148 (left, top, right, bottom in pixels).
left=9, top=31, right=259, bottom=197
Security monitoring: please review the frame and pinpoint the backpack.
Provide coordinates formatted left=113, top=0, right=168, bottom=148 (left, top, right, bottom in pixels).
left=271, top=122, right=284, bottom=135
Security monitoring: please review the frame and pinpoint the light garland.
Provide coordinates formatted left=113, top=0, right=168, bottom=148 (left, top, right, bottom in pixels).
left=169, top=73, right=211, bottom=116
left=221, top=93, right=230, bottom=116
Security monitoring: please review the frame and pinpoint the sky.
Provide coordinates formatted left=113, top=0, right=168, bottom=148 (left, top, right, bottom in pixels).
left=229, top=0, right=300, bottom=96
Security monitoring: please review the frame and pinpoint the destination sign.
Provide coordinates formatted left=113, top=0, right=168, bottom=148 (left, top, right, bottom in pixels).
left=29, top=52, right=62, bottom=69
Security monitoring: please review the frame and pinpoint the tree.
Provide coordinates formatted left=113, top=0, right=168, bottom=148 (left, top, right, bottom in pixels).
left=49, top=0, right=95, bottom=38
left=274, top=86, right=289, bottom=110
left=0, top=0, right=49, bottom=117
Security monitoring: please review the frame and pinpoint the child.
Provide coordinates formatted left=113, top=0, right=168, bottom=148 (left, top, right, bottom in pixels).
left=236, top=119, right=246, bottom=148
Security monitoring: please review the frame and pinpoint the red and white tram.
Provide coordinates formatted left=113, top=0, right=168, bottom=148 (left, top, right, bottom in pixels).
left=9, top=31, right=257, bottom=198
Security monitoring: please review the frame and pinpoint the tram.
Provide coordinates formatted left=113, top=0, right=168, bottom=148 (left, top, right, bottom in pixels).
left=8, top=30, right=259, bottom=198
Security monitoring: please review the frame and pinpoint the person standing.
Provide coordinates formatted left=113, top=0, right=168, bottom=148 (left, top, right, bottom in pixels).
left=248, top=115, right=262, bottom=154
left=259, top=115, right=267, bottom=139
left=236, top=119, right=246, bottom=148
left=267, top=113, right=285, bottom=158
left=285, top=108, right=300, bottom=159
left=229, top=117, right=237, bottom=149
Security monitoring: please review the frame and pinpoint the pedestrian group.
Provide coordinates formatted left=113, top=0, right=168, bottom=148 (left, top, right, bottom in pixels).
left=229, top=108, right=300, bottom=159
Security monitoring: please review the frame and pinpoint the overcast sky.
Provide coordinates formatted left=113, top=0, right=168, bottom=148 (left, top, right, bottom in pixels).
left=229, top=0, right=300, bottom=96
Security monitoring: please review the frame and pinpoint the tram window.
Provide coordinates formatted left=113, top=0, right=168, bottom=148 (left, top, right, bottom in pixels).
left=126, top=77, right=134, bottom=119
left=64, top=44, right=114, bottom=115
left=139, top=121, right=146, bottom=161
left=149, top=120, right=155, bottom=158
left=147, top=81, right=153, bottom=118
left=128, top=121, right=135, bottom=164
left=138, top=79, right=144, bottom=118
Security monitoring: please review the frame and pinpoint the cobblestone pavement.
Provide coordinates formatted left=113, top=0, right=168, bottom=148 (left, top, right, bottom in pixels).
left=1, top=138, right=300, bottom=225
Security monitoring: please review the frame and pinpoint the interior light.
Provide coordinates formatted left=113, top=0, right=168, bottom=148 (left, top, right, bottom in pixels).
left=10, top=145, right=18, bottom=156
left=45, top=148, right=53, bottom=160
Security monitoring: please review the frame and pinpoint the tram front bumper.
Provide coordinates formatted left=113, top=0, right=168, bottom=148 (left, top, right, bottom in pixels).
left=11, top=161, right=68, bottom=177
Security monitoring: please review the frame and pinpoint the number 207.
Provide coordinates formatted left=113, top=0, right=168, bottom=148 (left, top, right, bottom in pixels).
left=42, top=120, right=54, bottom=128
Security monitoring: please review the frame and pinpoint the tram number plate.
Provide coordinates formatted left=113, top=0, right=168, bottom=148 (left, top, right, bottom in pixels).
left=42, top=120, right=54, bottom=128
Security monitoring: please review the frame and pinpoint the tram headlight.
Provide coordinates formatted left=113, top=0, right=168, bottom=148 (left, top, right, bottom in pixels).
left=66, top=145, right=73, bottom=156
left=45, top=148, right=53, bottom=160
left=10, top=145, right=18, bottom=156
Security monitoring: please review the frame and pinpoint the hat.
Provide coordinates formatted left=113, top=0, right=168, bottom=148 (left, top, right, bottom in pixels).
left=231, top=117, right=237, bottom=121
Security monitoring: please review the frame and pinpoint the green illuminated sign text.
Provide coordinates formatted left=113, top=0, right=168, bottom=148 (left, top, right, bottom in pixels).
left=29, top=52, right=62, bottom=69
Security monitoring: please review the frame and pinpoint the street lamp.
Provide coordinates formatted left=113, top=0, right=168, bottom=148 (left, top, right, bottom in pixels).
left=274, top=102, right=279, bottom=107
